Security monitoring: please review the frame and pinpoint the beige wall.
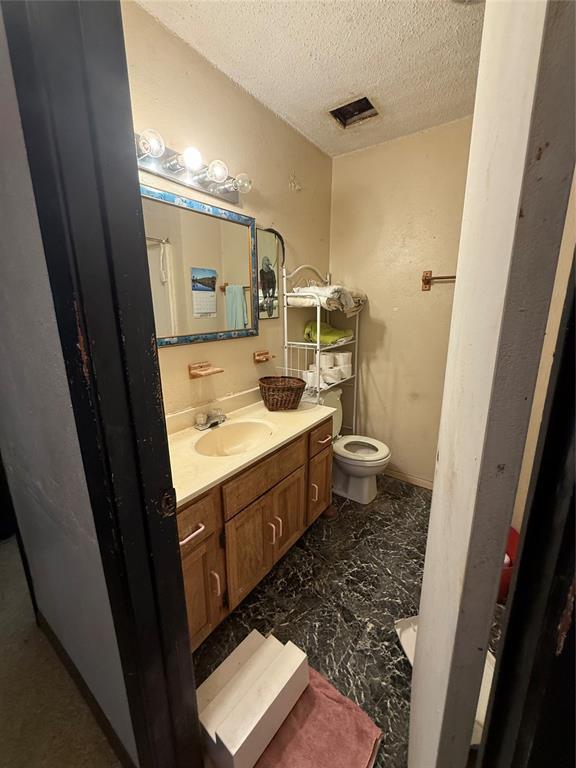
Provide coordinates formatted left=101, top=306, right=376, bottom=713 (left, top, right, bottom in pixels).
left=330, top=117, right=472, bottom=487
left=123, top=4, right=473, bottom=485
left=122, top=2, right=332, bottom=417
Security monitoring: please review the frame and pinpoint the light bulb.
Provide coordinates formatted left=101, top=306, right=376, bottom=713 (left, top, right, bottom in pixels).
left=163, top=147, right=203, bottom=174
left=181, top=146, right=203, bottom=172
left=234, top=173, right=252, bottom=194
left=137, top=129, right=165, bottom=159
left=207, top=159, right=229, bottom=183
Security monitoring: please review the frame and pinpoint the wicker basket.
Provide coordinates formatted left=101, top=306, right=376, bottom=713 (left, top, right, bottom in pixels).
left=259, top=376, right=306, bottom=411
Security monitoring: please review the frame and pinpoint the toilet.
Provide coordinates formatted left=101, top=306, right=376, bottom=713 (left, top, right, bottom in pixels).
left=322, top=389, right=391, bottom=505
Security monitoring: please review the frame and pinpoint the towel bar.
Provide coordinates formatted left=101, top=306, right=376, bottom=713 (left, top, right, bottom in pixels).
left=219, top=282, right=250, bottom=293
left=422, top=270, right=456, bottom=291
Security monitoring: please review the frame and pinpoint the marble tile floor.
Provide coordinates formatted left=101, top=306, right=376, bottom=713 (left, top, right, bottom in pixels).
left=194, top=476, right=433, bottom=768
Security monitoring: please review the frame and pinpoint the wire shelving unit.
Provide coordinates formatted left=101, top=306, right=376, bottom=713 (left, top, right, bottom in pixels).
left=281, top=263, right=359, bottom=434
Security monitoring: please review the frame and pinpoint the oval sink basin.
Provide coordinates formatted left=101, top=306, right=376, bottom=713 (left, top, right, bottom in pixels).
left=194, top=420, right=276, bottom=457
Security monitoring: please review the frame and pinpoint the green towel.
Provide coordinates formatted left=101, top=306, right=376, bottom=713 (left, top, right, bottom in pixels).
left=226, top=285, right=248, bottom=330
left=304, top=320, right=354, bottom=344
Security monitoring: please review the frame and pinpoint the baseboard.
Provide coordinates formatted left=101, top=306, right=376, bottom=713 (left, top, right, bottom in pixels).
left=384, top=467, right=434, bottom=491
left=37, top=613, right=138, bottom=768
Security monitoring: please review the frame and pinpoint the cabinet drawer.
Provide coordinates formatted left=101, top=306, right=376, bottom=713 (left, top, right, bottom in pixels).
left=309, top=418, right=333, bottom=459
left=222, top=435, right=307, bottom=521
left=177, top=488, right=221, bottom=556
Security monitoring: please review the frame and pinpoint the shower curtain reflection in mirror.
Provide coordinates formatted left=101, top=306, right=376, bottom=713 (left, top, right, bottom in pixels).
left=146, top=239, right=177, bottom=337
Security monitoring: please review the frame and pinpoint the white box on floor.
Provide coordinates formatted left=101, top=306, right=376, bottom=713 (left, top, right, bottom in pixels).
left=394, top=616, right=495, bottom=746
left=197, top=630, right=309, bottom=768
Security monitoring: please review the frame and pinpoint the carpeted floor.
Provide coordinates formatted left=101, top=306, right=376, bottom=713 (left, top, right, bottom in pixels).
left=0, top=536, right=120, bottom=768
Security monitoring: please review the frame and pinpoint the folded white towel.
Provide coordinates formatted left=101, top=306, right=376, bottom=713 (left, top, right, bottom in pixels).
left=290, top=284, right=367, bottom=317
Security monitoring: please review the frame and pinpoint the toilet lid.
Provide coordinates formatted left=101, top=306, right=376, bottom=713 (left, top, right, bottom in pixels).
left=333, top=435, right=391, bottom=463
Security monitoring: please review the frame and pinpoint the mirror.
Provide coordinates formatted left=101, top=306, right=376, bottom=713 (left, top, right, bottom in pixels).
left=141, top=185, right=258, bottom=345
left=256, top=229, right=280, bottom=320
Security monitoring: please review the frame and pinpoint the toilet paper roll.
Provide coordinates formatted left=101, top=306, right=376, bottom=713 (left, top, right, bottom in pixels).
left=334, top=352, right=352, bottom=366
left=337, top=364, right=352, bottom=379
left=304, top=369, right=322, bottom=387
left=322, top=369, right=342, bottom=385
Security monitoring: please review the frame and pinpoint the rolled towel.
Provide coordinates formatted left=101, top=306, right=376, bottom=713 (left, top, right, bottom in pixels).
left=304, top=320, right=354, bottom=345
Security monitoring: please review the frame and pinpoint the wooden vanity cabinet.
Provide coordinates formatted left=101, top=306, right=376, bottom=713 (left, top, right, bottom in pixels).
left=309, top=418, right=333, bottom=458
left=225, top=494, right=275, bottom=610
left=308, top=446, right=333, bottom=525
left=180, top=535, right=227, bottom=649
left=221, top=435, right=307, bottom=520
left=177, top=488, right=227, bottom=650
left=178, top=418, right=333, bottom=650
left=272, top=466, right=306, bottom=559
left=308, top=417, right=333, bottom=525
left=225, top=465, right=307, bottom=609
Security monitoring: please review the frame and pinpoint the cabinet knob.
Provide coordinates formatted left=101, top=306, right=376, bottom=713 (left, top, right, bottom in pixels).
left=318, top=435, right=332, bottom=445
left=267, top=521, right=277, bottom=544
left=274, top=515, right=283, bottom=538
left=178, top=522, right=206, bottom=547
left=210, top=570, right=221, bottom=597
left=311, top=483, right=319, bottom=502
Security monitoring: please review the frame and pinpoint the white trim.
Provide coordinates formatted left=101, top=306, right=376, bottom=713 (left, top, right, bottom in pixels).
left=384, top=468, right=433, bottom=491
left=409, top=2, right=574, bottom=765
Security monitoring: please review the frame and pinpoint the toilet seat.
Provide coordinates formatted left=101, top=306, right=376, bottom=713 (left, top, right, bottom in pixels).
left=333, top=435, right=391, bottom=463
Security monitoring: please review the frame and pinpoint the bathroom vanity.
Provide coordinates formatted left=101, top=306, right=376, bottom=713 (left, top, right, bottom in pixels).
left=169, top=403, right=334, bottom=650
left=140, top=179, right=338, bottom=651
left=140, top=181, right=341, bottom=648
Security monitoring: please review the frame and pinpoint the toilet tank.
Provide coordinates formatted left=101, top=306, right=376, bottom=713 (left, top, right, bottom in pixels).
left=320, top=388, right=343, bottom=437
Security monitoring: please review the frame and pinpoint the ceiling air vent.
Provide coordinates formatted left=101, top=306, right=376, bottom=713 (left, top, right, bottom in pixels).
left=329, top=97, right=378, bottom=128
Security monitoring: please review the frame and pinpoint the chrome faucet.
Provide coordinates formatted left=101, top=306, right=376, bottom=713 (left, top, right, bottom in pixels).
left=194, top=407, right=226, bottom=431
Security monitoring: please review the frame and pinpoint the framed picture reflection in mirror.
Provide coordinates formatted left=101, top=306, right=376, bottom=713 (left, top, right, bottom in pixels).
left=257, top=229, right=280, bottom=320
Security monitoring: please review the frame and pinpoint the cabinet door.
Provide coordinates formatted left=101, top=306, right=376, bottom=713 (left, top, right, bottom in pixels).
left=181, top=534, right=227, bottom=651
left=206, top=534, right=228, bottom=634
left=225, top=495, right=275, bottom=610
left=308, top=446, right=333, bottom=525
left=272, top=466, right=306, bottom=560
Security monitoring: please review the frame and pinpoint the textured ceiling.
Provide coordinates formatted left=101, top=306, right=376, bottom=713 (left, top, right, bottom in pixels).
left=136, top=0, right=484, bottom=157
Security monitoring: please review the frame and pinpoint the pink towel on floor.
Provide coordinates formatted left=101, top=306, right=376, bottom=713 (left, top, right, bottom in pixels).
left=255, top=667, right=382, bottom=768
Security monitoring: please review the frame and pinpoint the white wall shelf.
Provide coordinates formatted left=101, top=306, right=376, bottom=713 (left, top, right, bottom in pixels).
left=283, top=338, right=356, bottom=353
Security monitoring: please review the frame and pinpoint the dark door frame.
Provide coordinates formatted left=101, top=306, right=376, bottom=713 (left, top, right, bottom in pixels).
left=3, top=2, right=574, bottom=768
left=479, top=266, right=575, bottom=767
left=1, top=2, right=202, bottom=767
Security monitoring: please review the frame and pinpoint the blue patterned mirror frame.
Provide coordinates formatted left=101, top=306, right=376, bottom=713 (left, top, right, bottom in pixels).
left=141, top=184, right=259, bottom=346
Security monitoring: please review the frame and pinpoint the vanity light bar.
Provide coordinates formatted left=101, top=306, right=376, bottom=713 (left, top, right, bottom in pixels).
left=134, top=131, right=252, bottom=205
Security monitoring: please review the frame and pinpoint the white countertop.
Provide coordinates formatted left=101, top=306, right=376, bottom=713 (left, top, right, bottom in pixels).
left=168, top=400, right=335, bottom=508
